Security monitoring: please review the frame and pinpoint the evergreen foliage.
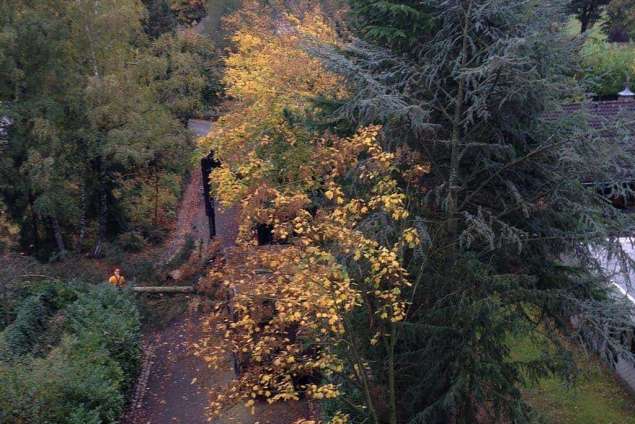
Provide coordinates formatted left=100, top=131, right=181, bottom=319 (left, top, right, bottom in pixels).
left=348, top=0, right=434, bottom=52
left=305, top=0, right=635, bottom=421
left=0, top=281, right=80, bottom=359
left=144, top=0, right=178, bottom=38
left=0, top=284, right=141, bottom=424
left=0, top=293, right=52, bottom=359
left=66, top=284, right=141, bottom=388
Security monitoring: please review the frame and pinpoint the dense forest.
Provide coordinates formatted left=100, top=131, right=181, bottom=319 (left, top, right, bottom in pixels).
left=1, top=0, right=635, bottom=423
left=0, top=0, right=220, bottom=259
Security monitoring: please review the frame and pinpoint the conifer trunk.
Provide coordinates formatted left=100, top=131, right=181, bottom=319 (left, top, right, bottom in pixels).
left=77, top=180, right=87, bottom=251
left=447, top=0, right=473, bottom=243
left=154, top=171, right=160, bottom=227
left=28, top=194, right=40, bottom=252
left=93, top=189, right=107, bottom=258
left=580, top=6, right=592, bottom=33
left=91, top=155, right=108, bottom=258
left=51, top=216, right=66, bottom=256
left=387, top=322, right=398, bottom=424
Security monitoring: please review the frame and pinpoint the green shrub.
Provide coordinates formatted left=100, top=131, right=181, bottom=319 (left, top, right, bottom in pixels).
left=164, top=235, right=195, bottom=270
left=101, top=242, right=125, bottom=263
left=0, top=336, right=125, bottom=424
left=582, top=40, right=635, bottom=97
left=68, top=407, right=102, bottom=424
left=0, top=283, right=142, bottom=424
left=1, top=293, right=53, bottom=359
left=66, top=284, right=142, bottom=387
left=0, top=281, right=83, bottom=359
left=116, top=231, right=147, bottom=252
left=132, top=259, right=159, bottom=283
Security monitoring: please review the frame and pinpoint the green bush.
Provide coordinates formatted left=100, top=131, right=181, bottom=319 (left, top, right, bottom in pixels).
left=131, top=258, right=159, bottom=283
left=582, top=40, right=635, bottom=97
left=0, top=281, right=83, bottom=359
left=116, top=230, right=147, bottom=252
left=164, top=235, right=195, bottom=270
left=0, top=336, right=125, bottom=424
left=66, top=284, right=142, bottom=388
left=0, top=284, right=142, bottom=424
left=1, top=292, right=54, bottom=359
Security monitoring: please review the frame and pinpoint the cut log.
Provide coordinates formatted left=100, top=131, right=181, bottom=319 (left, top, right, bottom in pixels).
left=132, top=286, right=195, bottom=293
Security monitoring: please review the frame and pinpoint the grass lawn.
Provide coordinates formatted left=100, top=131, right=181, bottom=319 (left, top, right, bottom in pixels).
left=510, top=336, right=635, bottom=424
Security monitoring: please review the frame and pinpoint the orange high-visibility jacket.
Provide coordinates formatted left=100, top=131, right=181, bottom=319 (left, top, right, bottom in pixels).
left=108, top=275, right=126, bottom=287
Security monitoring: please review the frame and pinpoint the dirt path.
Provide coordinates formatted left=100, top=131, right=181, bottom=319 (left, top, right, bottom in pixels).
left=125, top=306, right=312, bottom=424
left=159, top=121, right=214, bottom=266
left=124, top=1, right=312, bottom=410
left=124, top=119, right=221, bottom=424
left=125, top=313, right=229, bottom=424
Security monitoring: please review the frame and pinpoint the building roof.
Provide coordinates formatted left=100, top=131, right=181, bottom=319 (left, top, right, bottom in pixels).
left=556, top=99, right=635, bottom=129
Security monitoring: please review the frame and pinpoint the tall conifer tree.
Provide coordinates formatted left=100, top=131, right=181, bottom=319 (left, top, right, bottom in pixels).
left=312, top=0, right=635, bottom=421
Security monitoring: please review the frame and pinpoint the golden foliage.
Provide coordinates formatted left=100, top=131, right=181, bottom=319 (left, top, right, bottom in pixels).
left=196, top=2, right=427, bottom=421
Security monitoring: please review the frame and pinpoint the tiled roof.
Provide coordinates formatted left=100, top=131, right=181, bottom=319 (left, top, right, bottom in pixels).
left=551, top=99, right=635, bottom=129
left=545, top=99, right=635, bottom=183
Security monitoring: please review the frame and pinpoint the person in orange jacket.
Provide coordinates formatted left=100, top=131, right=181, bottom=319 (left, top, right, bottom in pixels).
left=108, top=268, right=126, bottom=288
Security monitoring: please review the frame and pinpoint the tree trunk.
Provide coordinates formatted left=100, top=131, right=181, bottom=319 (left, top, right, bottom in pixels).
left=447, top=0, right=473, bottom=244
left=76, top=180, right=87, bottom=251
left=51, top=216, right=66, bottom=257
left=580, top=15, right=590, bottom=33
left=343, top=318, right=380, bottom=424
left=27, top=193, right=40, bottom=253
left=93, top=190, right=107, bottom=258
left=154, top=171, right=159, bottom=227
left=386, top=322, right=398, bottom=424
left=580, top=5, right=593, bottom=33
left=132, top=286, right=195, bottom=293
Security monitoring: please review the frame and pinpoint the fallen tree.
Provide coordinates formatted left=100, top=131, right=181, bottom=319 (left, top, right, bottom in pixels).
left=132, top=286, right=195, bottom=293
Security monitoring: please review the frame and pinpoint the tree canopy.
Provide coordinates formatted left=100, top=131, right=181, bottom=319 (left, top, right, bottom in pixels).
left=0, top=0, right=220, bottom=259
left=199, top=1, right=635, bottom=423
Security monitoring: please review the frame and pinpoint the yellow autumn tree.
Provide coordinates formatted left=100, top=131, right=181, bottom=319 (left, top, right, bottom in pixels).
left=197, top=3, right=429, bottom=423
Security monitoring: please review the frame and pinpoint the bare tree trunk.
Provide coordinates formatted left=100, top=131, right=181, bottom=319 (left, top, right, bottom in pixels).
left=579, top=5, right=596, bottom=33
left=76, top=180, right=87, bottom=251
left=51, top=216, right=66, bottom=257
left=27, top=194, right=40, bottom=253
left=343, top=318, right=380, bottom=424
left=386, top=322, right=398, bottom=424
left=580, top=17, right=589, bottom=33
left=76, top=0, right=100, bottom=78
left=93, top=190, right=107, bottom=258
left=132, top=286, right=195, bottom=293
left=154, top=171, right=159, bottom=227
